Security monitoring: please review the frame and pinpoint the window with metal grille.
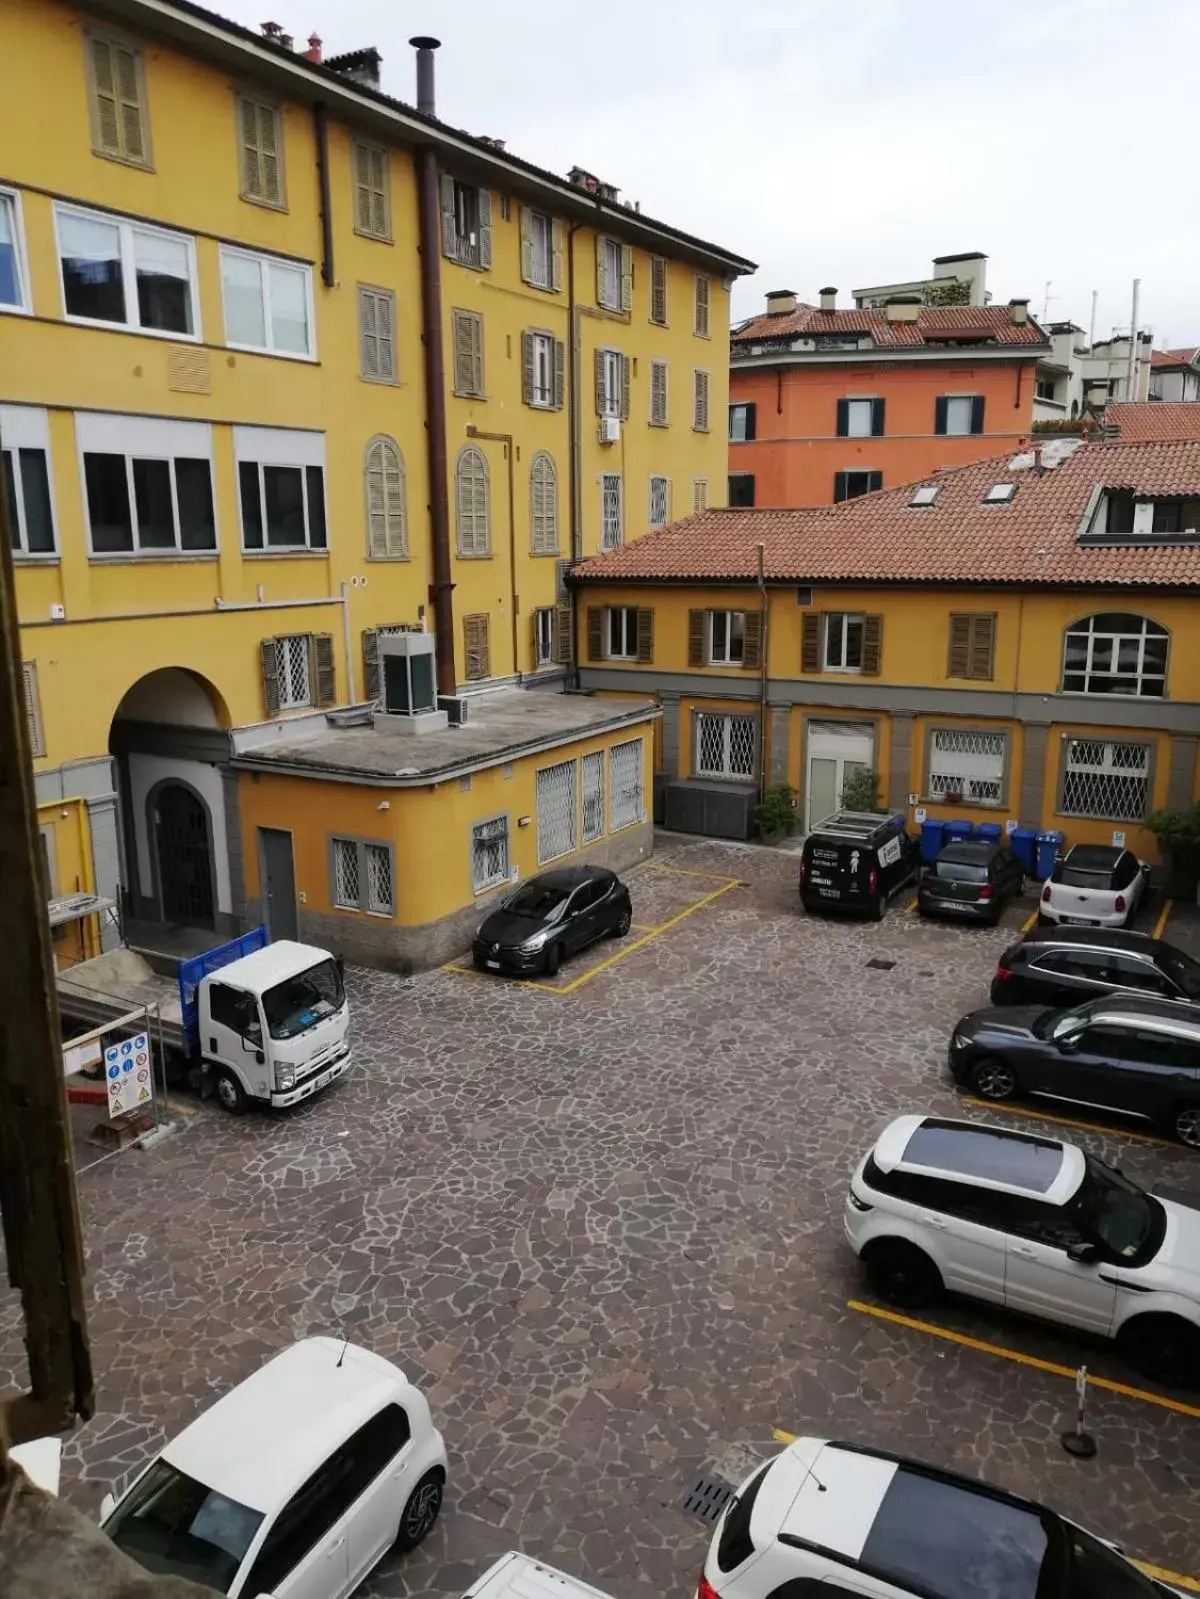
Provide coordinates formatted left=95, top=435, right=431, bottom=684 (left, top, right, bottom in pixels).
left=331, top=836, right=395, bottom=914
left=582, top=751, right=605, bottom=842
left=331, top=837, right=359, bottom=908
left=530, top=452, right=558, bottom=553
left=456, top=446, right=490, bottom=555
left=537, top=759, right=577, bottom=863
left=694, top=274, right=711, bottom=337
left=274, top=635, right=312, bottom=709
left=649, top=361, right=668, bottom=426
left=825, top=612, right=864, bottom=671
left=364, top=435, right=406, bottom=558
left=1061, top=739, right=1151, bottom=821
left=534, top=607, right=555, bottom=667
left=696, top=713, right=754, bottom=779
left=601, top=473, right=623, bottom=549
left=1062, top=613, right=1168, bottom=698
left=364, top=843, right=393, bottom=914
left=472, top=816, right=509, bottom=891
left=237, top=95, right=284, bottom=208
left=353, top=141, right=390, bottom=240
left=358, top=285, right=396, bottom=382
left=87, top=33, right=149, bottom=167
left=610, top=740, right=643, bottom=830
left=649, top=475, right=669, bottom=528
left=606, top=606, right=637, bottom=659
left=693, top=370, right=710, bottom=432
left=928, top=728, right=1007, bottom=806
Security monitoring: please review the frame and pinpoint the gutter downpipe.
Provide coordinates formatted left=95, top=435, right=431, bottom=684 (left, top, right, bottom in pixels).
left=410, top=36, right=457, bottom=697
left=467, top=427, right=519, bottom=676
left=567, top=220, right=585, bottom=687
left=313, top=102, right=335, bottom=288
left=757, top=541, right=769, bottom=805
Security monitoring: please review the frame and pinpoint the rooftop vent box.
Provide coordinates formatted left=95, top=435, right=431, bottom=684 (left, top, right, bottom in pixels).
left=376, top=632, right=447, bottom=734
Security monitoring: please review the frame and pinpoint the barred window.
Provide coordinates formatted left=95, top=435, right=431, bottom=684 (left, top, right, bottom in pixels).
left=536, top=759, right=577, bottom=863
left=601, top=472, right=623, bottom=549
left=331, top=838, right=359, bottom=908
left=928, top=728, right=1007, bottom=806
left=610, top=739, right=644, bottom=831
left=330, top=836, right=394, bottom=914
left=471, top=816, right=509, bottom=892
left=1061, top=739, right=1151, bottom=822
left=274, top=635, right=312, bottom=709
left=649, top=474, right=669, bottom=527
left=582, top=751, right=605, bottom=843
left=1062, top=613, right=1167, bottom=698
left=696, top=713, right=754, bottom=779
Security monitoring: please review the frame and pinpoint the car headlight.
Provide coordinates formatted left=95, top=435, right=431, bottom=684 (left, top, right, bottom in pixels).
left=274, top=1062, right=295, bottom=1091
left=519, top=935, right=546, bottom=953
left=951, top=1032, right=971, bottom=1051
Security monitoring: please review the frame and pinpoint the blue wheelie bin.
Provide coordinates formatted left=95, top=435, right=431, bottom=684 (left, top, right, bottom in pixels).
left=946, top=820, right=973, bottom=845
left=975, top=822, right=1002, bottom=845
left=921, top=819, right=946, bottom=863
left=1011, top=827, right=1038, bottom=875
left=1035, top=829, right=1065, bottom=881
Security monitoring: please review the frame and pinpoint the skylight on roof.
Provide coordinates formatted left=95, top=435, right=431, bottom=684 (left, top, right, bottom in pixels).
left=909, top=484, right=940, bottom=507
left=984, top=483, right=1016, bottom=504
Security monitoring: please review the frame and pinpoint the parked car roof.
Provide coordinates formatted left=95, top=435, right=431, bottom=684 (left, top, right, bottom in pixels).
left=1079, top=994, right=1200, bottom=1034
left=936, top=841, right=998, bottom=864
left=1017, top=926, right=1159, bottom=953
left=809, top=810, right=903, bottom=838
left=1061, top=843, right=1124, bottom=869
left=530, top=865, right=614, bottom=892
left=873, top=1115, right=1082, bottom=1203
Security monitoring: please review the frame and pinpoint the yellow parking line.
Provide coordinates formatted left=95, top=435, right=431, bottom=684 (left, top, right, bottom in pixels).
left=773, top=1428, right=797, bottom=1445
left=1152, top=898, right=1173, bottom=940
left=1020, top=906, right=1040, bottom=933
left=441, top=961, right=564, bottom=994
left=905, top=898, right=918, bottom=912
left=847, top=1300, right=1200, bottom=1419
left=553, top=878, right=742, bottom=994
left=960, top=1096, right=1172, bottom=1148
left=647, top=862, right=744, bottom=882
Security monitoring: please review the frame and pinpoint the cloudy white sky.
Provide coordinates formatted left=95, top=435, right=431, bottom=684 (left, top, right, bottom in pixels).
left=221, top=0, right=1200, bottom=344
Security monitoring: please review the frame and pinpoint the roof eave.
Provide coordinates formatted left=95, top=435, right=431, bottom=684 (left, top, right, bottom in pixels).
left=730, top=344, right=1049, bottom=366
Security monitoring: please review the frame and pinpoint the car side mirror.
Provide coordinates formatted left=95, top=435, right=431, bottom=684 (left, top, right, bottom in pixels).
left=1067, top=1240, right=1099, bottom=1265
left=1056, top=1035, right=1079, bottom=1054
left=100, top=1492, right=115, bottom=1521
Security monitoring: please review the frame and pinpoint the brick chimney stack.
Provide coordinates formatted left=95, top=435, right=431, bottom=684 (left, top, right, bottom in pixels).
left=306, top=33, right=322, bottom=61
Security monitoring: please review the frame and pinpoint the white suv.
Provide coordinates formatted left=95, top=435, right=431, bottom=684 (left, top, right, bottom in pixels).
left=101, top=1337, right=447, bottom=1597
left=699, top=1436, right=1185, bottom=1598
left=844, top=1114, right=1200, bottom=1387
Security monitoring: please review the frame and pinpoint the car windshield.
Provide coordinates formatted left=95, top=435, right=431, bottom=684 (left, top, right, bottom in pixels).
left=936, top=859, right=988, bottom=882
left=1158, top=944, right=1200, bottom=999
left=261, top=959, right=344, bottom=1041
left=1037, top=1002, right=1097, bottom=1042
left=104, top=1459, right=263, bottom=1593
left=503, top=881, right=569, bottom=919
left=1067, top=1155, right=1163, bottom=1262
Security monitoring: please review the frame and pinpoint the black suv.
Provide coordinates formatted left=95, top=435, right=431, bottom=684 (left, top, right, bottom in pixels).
left=918, top=840, right=1025, bottom=925
left=800, top=811, right=920, bottom=920
left=991, top=927, right=1200, bottom=1010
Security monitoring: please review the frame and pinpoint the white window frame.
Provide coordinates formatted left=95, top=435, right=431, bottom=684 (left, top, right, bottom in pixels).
left=1062, top=613, right=1168, bottom=698
left=1060, top=738, right=1152, bottom=822
left=534, top=606, right=555, bottom=667
left=0, top=188, right=32, bottom=315
left=609, top=739, right=644, bottom=831
left=529, top=330, right=555, bottom=408
left=600, top=472, right=623, bottom=549
left=54, top=202, right=200, bottom=340
left=599, top=236, right=624, bottom=311
left=330, top=833, right=395, bottom=915
left=471, top=815, right=510, bottom=893
left=708, top=609, right=745, bottom=666
left=76, top=412, right=216, bottom=558
left=695, top=712, right=756, bottom=779
left=528, top=210, right=552, bottom=290
left=606, top=605, right=638, bottom=661
left=599, top=348, right=623, bottom=418
left=219, top=243, right=315, bottom=361
left=943, top=395, right=975, bottom=436
left=844, top=398, right=874, bottom=438
left=275, top=634, right=314, bottom=710
left=233, top=425, right=326, bottom=555
left=927, top=728, right=1008, bottom=807
left=824, top=611, right=865, bottom=673
left=1, top=405, right=56, bottom=556
left=649, top=475, right=669, bottom=528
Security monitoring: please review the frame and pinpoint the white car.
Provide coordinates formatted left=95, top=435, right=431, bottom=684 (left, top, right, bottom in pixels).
left=464, top=1552, right=617, bottom=1598
left=699, top=1435, right=1187, bottom=1598
left=101, top=1337, right=447, bottom=1598
left=1039, top=843, right=1149, bottom=929
left=844, top=1115, right=1200, bottom=1387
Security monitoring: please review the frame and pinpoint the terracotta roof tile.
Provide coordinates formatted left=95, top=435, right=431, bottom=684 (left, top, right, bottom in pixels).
left=731, top=303, right=1049, bottom=352
left=1106, top=403, right=1200, bottom=442
left=572, top=439, right=1200, bottom=590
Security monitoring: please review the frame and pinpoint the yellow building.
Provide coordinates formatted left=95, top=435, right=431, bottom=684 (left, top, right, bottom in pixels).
left=571, top=438, right=1200, bottom=863
left=3, top=0, right=752, bottom=965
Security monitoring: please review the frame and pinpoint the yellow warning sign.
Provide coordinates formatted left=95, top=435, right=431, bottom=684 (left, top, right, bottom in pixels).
left=137, top=1087, right=150, bottom=1101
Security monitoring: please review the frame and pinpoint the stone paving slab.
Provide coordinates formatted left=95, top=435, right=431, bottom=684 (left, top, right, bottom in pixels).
left=3, top=833, right=1200, bottom=1598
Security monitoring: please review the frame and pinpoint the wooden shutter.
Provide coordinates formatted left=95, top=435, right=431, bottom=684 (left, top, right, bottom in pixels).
left=366, top=437, right=405, bottom=558
left=91, top=37, right=145, bottom=163
left=587, top=606, right=603, bottom=662
left=551, top=220, right=564, bottom=291
left=477, top=190, right=493, bottom=268
left=21, top=662, right=45, bottom=758
left=453, top=311, right=478, bottom=396
left=651, top=257, right=667, bottom=324
left=971, top=395, right=986, bottom=434
left=688, top=609, right=706, bottom=667
left=360, top=289, right=394, bottom=381
left=260, top=638, right=280, bottom=713
left=861, top=614, right=883, bottom=676
left=464, top=614, right=490, bottom=679
left=519, top=208, right=535, bottom=284
left=594, top=348, right=607, bottom=415
left=521, top=331, right=534, bottom=405
left=835, top=399, right=849, bottom=437
left=355, top=143, right=387, bottom=238
left=636, top=608, right=654, bottom=663
left=801, top=612, right=821, bottom=673
left=742, top=611, right=763, bottom=669
left=620, top=245, right=633, bottom=313
left=934, top=396, right=949, bottom=435
left=362, top=630, right=381, bottom=700
left=313, top=634, right=336, bottom=705
left=359, top=287, right=379, bottom=380
left=867, top=471, right=883, bottom=493
left=596, top=238, right=609, bottom=307
left=439, top=173, right=457, bottom=258
left=694, top=371, right=710, bottom=432
left=833, top=472, right=849, bottom=503
left=552, top=339, right=566, bottom=410
left=240, top=98, right=280, bottom=205
left=970, top=615, right=995, bottom=679
left=620, top=354, right=631, bottom=421
left=694, top=274, right=710, bottom=336
left=743, top=402, right=756, bottom=441
left=650, top=363, right=667, bottom=426
left=871, top=398, right=885, bottom=436
left=947, top=613, right=972, bottom=679
left=556, top=603, right=574, bottom=664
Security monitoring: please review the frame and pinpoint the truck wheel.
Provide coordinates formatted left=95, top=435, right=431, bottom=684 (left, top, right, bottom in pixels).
left=215, top=1069, right=247, bottom=1115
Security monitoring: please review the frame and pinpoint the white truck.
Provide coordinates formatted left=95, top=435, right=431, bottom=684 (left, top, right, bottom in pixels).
left=57, top=930, right=352, bottom=1114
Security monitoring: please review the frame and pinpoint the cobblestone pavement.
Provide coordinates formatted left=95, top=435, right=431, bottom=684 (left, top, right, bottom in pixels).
left=4, top=836, right=1200, bottom=1597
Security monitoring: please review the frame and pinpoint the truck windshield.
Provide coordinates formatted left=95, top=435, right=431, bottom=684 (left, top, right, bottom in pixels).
left=261, top=960, right=345, bottom=1041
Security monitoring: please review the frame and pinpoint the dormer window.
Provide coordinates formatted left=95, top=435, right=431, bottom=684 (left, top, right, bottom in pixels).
left=983, top=483, right=1015, bottom=505
left=1083, top=489, right=1200, bottom=542
left=909, top=484, right=940, bottom=507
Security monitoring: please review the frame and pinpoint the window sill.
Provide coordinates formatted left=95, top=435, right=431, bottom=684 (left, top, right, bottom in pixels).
left=0, top=302, right=32, bottom=318
left=366, top=552, right=412, bottom=563
left=239, top=192, right=289, bottom=214
left=361, top=374, right=402, bottom=387
left=453, top=391, right=486, bottom=402
left=353, top=227, right=394, bottom=246
left=925, top=797, right=1004, bottom=811
left=93, top=149, right=155, bottom=174
left=456, top=551, right=494, bottom=561
left=529, top=548, right=561, bottom=559
left=243, top=548, right=329, bottom=558
left=472, top=878, right=508, bottom=897
left=946, top=675, right=995, bottom=684
left=649, top=318, right=670, bottom=330
left=226, top=339, right=316, bottom=364
left=822, top=665, right=864, bottom=675
left=88, top=551, right=219, bottom=563
left=610, top=816, right=645, bottom=833
left=649, top=419, right=669, bottom=429
left=13, top=553, right=61, bottom=564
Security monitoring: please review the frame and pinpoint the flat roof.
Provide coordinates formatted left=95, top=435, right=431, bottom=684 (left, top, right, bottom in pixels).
left=232, top=689, right=659, bottom=785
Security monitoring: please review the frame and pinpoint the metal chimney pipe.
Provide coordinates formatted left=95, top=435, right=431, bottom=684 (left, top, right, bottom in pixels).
left=409, top=36, right=440, bottom=116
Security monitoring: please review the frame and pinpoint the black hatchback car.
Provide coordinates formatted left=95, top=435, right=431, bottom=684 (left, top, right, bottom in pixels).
left=990, top=927, right=1200, bottom=1010
left=917, top=840, right=1025, bottom=925
left=472, top=865, right=632, bottom=977
left=800, top=811, right=920, bottom=920
left=948, top=993, right=1200, bottom=1146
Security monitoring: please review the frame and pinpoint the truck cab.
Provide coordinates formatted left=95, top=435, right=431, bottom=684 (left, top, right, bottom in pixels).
left=199, top=940, right=352, bottom=1113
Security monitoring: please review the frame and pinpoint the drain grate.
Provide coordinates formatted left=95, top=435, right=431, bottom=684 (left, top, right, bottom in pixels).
left=865, top=957, right=896, bottom=971
left=677, top=1473, right=734, bottom=1523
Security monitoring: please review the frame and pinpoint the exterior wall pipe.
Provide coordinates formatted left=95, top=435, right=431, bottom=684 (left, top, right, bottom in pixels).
left=313, top=102, right=335, bottom=288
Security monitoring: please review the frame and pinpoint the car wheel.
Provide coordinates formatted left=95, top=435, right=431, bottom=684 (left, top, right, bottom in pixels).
left=393, top=1470, right=444, bottom=1552
left=970, top=1056, right=1018, bottom=1100
left=1119, top=1315, right=1200, bottom=1390
left=610, top=905, right=632, bottom=938
left=864, top=1240, right=942, bottom=1309
left=542, top=943, right=562, bottom=978
left=1171, top=1104, right=1200, bottom=1149
left=215, top=1069, right=247, bottom=1115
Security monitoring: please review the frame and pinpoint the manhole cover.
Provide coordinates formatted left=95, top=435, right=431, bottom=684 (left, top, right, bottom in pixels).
left=865, top=958, right=896, bottom=971
left=676, top=1472, right=734, bottom=1523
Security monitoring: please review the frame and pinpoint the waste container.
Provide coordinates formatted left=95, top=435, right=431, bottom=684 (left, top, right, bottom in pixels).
left=1011, top=827, right=1038, bottom=874
left=1035, top=829, right=1066, bottom=881
left=976, top=822, right=1002, bottom=844
left=921, top=819, right=947, bottom=863
left=946, top=820, right=974, bottom=844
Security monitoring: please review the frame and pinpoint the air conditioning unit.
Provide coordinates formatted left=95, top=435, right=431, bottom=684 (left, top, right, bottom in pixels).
left=598, top=417, right=621, bottom=445
left=439, top=694, right=470, bottom=727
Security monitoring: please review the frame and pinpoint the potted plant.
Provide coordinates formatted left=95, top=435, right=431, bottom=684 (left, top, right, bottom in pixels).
left=755, top=783, right=797, bottom=842
left=1145, top=803, right=1200, bottom=900
left=840, top=767, right=883, bottom=813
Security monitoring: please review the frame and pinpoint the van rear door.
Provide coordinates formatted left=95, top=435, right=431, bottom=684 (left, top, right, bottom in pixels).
left=805, top=840, right=875, bottom=905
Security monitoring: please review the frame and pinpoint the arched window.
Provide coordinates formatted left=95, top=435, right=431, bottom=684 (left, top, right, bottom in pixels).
left=455, top=445, right=490, bottom=556
left=364, top=436, right=407, bottom=559
left=529, top=451, right=558, bottom=554
left=1062, top=613, right=1168, bottom=698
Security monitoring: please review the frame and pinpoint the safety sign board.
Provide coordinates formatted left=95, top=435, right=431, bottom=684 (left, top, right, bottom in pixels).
left=105, top=1032, right=152, bottom=1119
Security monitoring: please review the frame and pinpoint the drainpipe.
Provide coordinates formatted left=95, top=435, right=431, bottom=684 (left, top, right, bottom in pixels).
left=566, top=220, right=585, bottom=688
left=466, top=427, right=519, bottom=677
left=409, top=36, right=456, bottom=697
left=313, top=103, right=335, bottom=288
left=757, top=542, right=769, bottom=803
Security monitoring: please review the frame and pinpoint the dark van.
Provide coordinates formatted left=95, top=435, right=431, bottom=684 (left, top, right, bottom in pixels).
left=800, top=811, right=920, bottom=920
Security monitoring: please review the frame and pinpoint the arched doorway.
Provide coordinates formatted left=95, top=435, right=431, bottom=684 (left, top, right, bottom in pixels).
left=150, top=781, right=215, bottom=928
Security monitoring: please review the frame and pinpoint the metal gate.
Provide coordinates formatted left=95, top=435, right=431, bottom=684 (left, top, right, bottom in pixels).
left=154, top=783, right=214, bottom=926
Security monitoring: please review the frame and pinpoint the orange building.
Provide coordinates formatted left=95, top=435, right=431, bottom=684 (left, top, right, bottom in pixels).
left=728, top=287, right=1050, bottom=508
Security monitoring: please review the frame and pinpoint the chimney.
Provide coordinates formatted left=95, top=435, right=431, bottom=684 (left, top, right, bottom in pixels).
left=1032, top=443, right=1044, bottom=474
left=259, top=20, right=282, bottom=37
left=278, top=32, right=293, bottom=49
left=766, top=289, right=797, bottom=317
left=409, top=35, right=440, bottom=117
left=885, top=295, right=921, bottom=323
left=819, top=286, right=837, bottom=313
left=306, top=32, right=322, bottom=62
left=1010, top=298, right=1030, bottom=325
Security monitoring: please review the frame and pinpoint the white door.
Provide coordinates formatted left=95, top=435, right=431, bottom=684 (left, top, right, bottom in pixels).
left=919, top=1212, right=1007, bottom=1307
left=1003, top=1237, right=1117, bottom=1334
left=805, top=723, right=874, bottom=831
left=344, top=1405, right=416, bottom=1589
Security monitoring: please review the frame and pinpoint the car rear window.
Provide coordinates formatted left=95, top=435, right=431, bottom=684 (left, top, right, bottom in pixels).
left=860, top=1468, right=1048, bottom=1599
left=1059, top=866, right=1115, bottom=889
left=935, top=860, right=988, bottom=882
left=716, top=1461, right=771, bottom=1572
left=902, top=1121, right=1063, bottom=1194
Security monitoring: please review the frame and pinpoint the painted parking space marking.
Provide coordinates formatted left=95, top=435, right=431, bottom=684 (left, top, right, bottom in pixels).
left=1020, top=906, right=1040, bottom=933
left=847, top=1299, right=1200, bottom=1419
left=905, top=898, right=918, bottom=912
left=1152, top=898, right=1173, bottom=940
left=960, top=1095, right=1173, bottom=1148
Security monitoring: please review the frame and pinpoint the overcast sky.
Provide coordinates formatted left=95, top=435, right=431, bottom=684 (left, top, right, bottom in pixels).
left=222, top=0, right=1200, bottom=345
